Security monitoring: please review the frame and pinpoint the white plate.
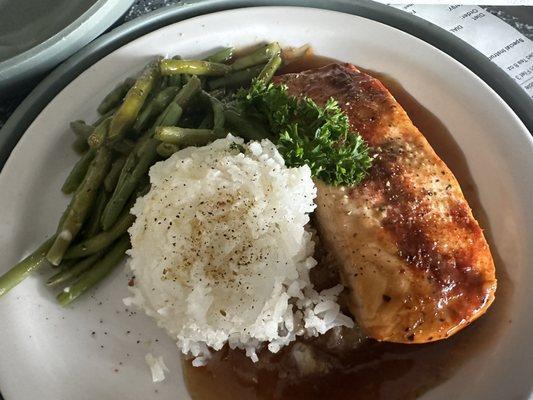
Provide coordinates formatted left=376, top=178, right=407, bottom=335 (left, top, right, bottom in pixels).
left=0, top=7, right=532, bottom=400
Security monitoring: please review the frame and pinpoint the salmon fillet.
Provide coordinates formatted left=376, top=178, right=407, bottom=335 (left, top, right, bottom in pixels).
left=274, top=64, right=496, bottom=343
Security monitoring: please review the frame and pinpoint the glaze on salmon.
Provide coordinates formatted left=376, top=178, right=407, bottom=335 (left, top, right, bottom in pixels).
left=274, top=64, right=496, bottom=343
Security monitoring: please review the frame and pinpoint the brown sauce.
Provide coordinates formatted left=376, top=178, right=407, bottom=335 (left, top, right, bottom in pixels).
left=184, top=54, right=511, bottom=400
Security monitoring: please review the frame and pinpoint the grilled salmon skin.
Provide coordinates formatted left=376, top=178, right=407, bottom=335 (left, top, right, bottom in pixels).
left=274, top=64, right=496, bottom=343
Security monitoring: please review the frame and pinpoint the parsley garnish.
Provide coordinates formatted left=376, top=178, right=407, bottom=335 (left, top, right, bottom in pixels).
left=237, top=80, right=372, bottom=186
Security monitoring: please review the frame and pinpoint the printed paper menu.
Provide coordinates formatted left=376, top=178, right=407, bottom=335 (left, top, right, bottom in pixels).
left=389, top=4, right=533, bottom=98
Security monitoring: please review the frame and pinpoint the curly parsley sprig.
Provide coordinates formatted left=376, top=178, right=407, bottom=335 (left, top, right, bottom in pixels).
left=236, top=80, right=372, bottom=186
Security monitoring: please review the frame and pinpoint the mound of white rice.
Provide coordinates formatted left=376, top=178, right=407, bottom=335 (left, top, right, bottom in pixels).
left=126, top=135, right=353, bottom=366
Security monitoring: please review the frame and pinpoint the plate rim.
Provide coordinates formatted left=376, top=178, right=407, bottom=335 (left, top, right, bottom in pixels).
left=0, top=0, right=134, bottom=94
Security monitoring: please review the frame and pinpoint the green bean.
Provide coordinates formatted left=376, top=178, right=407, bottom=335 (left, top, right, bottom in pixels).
left=70, top=120, right=94, bottom=140
left=154, top=102, right=183, bottom=130
left=257, top=54, right=283, bottom=84
left=133, top=86, right=180, bottom=133
left=111, top=140, right=135, bottom=155
left=108, top=59, right=161, bottom=142
left=104, top=156, right=127, bottom=192
left=137, top=75, right=167, bottom=120
left=93, top=106, right=117, bottom=127
left=72, top=137, right=89, bottom=155
left=155, top=127, right=221, bottom=147
left=65, top=207, right=135, bottom=259
left=230, top=42, right=281, bottom=71
left=61, top=148, right=97, bottom=194
left=100, top=139, right=157, bottom=230
left=56, top=259, right=78, bottom=272
left=136, top=181, right=151, bottom=198
left=58, top=201, right=72, bottom=228
left=112, top=150, right=138, bottom=204
left=208, top=88, right=226, bottom=99
left=197, top=113, right=212, bottom=129
left=160, top=59, right=231, bottom=77
left=156, top=142, right=179, bottom=158
left=205, top=93, right=225, bottom=134
left=205, top=47, right=234, bottom=63
left=208, top=65, right=263, bottom=90
left=224, top=108, right=271, bottom=141
left=199, top=76, right=207, bottom=90
left=115, top=151, right=135, bottom=189
left=0, top=235, right=56, bottom=297
left=99, top=77, right=199, bottom=230
left=196, top=91, right=225, bottom=133
left=173, top=75, right=202, bottom=108
left=97, top=77, right=135, bottom=115
left=47, top=146, right=112, bottom=266
left=78, top=176, right=150, bottom=252
left=142, top=76, right=198, bottom=133
left=167, top=56, right=183, bottom=87
left=168, top=73, right=182, bottom=88
left=83, top=190, right=108, bottom=238
left=87, top=117, right=111, bottom=149
left=57, top=236, right=130, bottom=306
left=46, top=252, right=103, bottom=287
left=70, top=120, right=93, bottom=153
left=159, top=76, right=169, bottom=90
left=99, top=78, right=200, bottom=229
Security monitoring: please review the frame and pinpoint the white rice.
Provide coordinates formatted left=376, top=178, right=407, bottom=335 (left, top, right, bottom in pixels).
left=126, top=135, right=353, bottom=366
left=145, top=353, right=169, bottom=383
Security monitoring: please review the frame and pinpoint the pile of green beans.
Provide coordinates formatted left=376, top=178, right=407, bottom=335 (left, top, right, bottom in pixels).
left=0, top=42, right=307, bottom=305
